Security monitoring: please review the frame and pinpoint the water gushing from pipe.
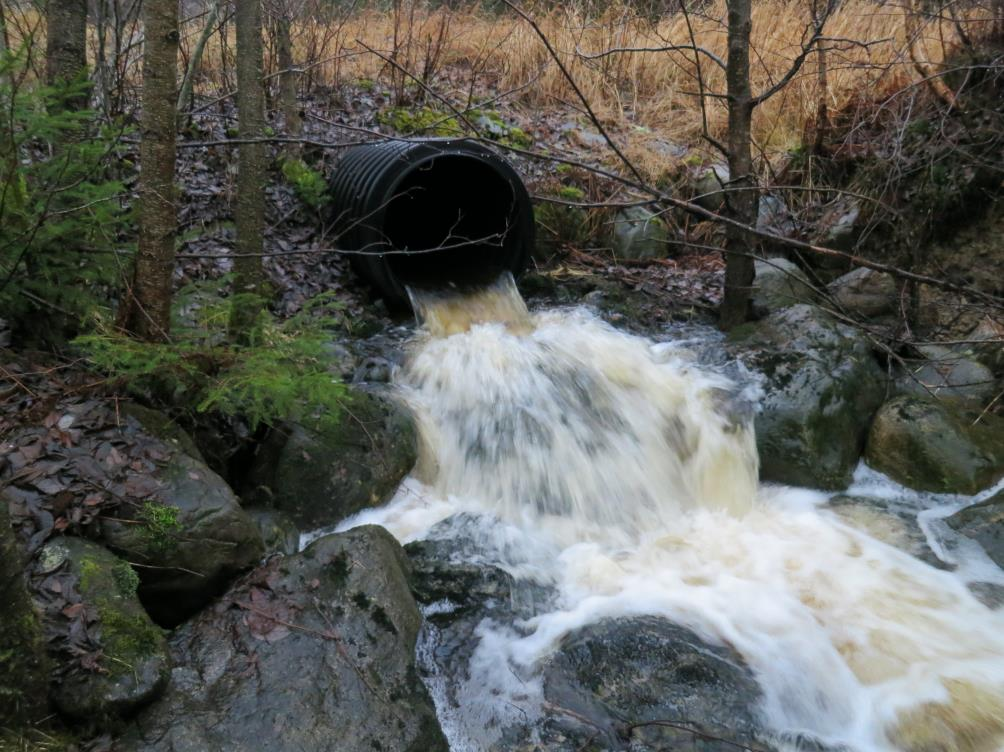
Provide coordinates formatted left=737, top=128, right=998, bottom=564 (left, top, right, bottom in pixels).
left=335, top=275, right=1004, bottom=752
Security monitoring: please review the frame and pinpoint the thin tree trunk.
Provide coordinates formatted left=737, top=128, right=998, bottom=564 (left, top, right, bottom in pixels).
left=231, top=0, right=267, bottom=339
left=0, top=0, right=10, bottom=59
left=46, top=0, right=89, bottom=109
left=94, top=0, right=109, bottom=117
left=904, top=0, right=958, bottom=109
left=120, top=0, right=178, bottom=341
left=812, top=40, right=829, bottom=154
left=719, top=0, right=758, bottom=331
left=177, top=0, right=220, bottom=128
left=275, top=8, right=301, bottom=150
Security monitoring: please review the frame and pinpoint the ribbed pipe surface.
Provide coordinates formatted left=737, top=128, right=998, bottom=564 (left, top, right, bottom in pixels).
left=328, top=139, right=534, bottom=306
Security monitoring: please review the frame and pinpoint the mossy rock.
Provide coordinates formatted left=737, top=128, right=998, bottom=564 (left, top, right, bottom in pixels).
left=895, top=344, right=997, bottom=408
left=533, top=616, right=764, bottom=751
left=826, top=266, right=897, bottom=318
left=44, top=537, right=169, bottom=719
left=729, top=305, right=886, bottom=489
left=864, top=396, right=1004, bottom=494
left=751, top=258, right=817, bottom=317
left=610, top=206, right=669, bottom=261
left=101, top=452, right=265, bottom=626
left=121, top=403, right=204, bottom=462
left=247, top=389, right=417, bottom=530
left=376, top=106, right=461, bottom=137
left=946, top=490, right=1004, bottom=567
left=0, top=498, right=50, bottom=727
left=117, top=526, right=447, bottom=752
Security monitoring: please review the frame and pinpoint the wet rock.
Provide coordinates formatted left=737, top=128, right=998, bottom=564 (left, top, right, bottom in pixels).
left=45, top=537, right=169, bottom=719
left=610, top=206, right=669, bottom=261
left=729, top=305, right=885, bottom=489
left=352, top=355, right=394, bottom=383
left=946, top=490, right=1004, bottom=568
left=120, top=403, right=204, bottom=462
left=247, top=390, right=417, bottom=530
left=826, top=495, right=945, bottom=568
left=0, top=499, right=50, bottom=726
left=827, top=267, right=897, bottom=318
left=320, top=340, right=359, bottom=380
left=245, top=507, right=299, bottom=556
left=865, top=396, right=1004, bottom=494
left=529, top=616, right=767, bottom=752
left=101, top=452, right=265, bottom=625
left=406, top=515, right=558, bottom=685
left=751, top=258, right=817, bottom=317
left=895, top=344, right=997, bottom=407
left=118, top=525, right=447, bottom=752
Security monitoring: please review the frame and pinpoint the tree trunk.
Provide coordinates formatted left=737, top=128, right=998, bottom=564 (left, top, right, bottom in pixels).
left=177, top=0, right=221, bottom=128
left=230, top=0, right=268, bottom=339
left=0, top=1, right=10, bottom=60
left=275, top=8, right=302, bottom=149
left=719, top=0, right=758, bottom=331
left=46, top=0, right=89, bottom=108
left=119, top=0, right=178, bottom=341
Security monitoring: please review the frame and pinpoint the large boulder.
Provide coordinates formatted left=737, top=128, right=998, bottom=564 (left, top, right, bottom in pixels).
left=896, top=344, right=997, bottom=407
left=729, top=305, right=885, bottom=489
left=247, top=390, right=417, bottom=530
left=865, top=396, right=1004, bottom=494
left=117, top=525, right=447, bottom=752
left=39, top=537, right=170, bottom=719
left=827, top=267, right=897, bottom=318
left=406, top=517, right=769, bottom=752
left=100, top=452, right=265, bottom=625
left=406, top=518, right=557, bottom=701
left=751, top=258, right=817, bottom=318
left=120, top=403, right=204, bottom=463
left=524, top=616, right=767, bottom=752
left=0, top=500, right=50, bottom=726
left=946, top=490, right=1004, bottom=568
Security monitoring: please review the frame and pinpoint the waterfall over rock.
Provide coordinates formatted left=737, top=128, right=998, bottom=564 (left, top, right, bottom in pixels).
left=330, top=275, right=1004, bottom=752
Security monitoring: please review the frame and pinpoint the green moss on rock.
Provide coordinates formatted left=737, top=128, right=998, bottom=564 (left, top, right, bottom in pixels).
left=247, top=389, right=417, bottom=529
left=46, top=537, right=169, bottom=719
left=0, top=498, right=50, bottom=727
left=865, top=396, right=1004, bottom=494
left=377, top=106, right=461, bottom=137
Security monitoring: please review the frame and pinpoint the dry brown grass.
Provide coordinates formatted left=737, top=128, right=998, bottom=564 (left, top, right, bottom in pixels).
left=274, top=0, right=987, bottom=155
left=4, top=0, right=989, bottom=160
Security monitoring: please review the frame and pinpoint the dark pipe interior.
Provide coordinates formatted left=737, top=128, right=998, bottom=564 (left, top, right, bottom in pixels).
left=382, top=156, right=518, bottom=290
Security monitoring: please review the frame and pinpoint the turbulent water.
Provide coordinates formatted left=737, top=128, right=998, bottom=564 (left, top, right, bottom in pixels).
left=332, top=275, right=1004, bottom=752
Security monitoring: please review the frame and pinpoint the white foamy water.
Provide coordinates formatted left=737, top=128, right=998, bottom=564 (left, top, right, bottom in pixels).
left=330, top=280, right=1004, bottom=752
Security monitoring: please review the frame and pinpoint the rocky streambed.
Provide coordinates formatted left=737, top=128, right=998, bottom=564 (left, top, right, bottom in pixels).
left=2, top=265, right=1004, bottom=751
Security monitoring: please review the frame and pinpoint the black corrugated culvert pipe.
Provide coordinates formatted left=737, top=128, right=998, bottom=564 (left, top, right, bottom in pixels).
left=328, top=138, right=534, bottom=307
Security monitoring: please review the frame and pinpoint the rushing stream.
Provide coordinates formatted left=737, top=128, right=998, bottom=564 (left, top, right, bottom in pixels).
left=322, top=275, right=1004, bottom=752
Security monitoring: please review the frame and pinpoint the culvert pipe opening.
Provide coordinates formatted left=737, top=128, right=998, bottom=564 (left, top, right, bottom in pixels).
left=328, top=139, right=535, bottom=307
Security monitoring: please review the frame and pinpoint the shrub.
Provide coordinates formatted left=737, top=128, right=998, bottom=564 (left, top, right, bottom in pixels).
left=0, top=50, right=129, bottom=338
left=75, top=290, right=349, bottom=432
